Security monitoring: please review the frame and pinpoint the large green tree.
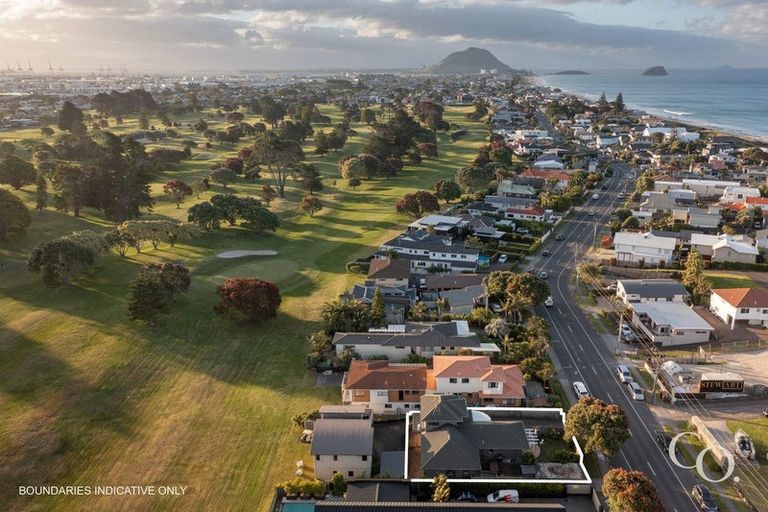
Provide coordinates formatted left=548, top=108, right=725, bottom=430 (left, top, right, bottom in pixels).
left=0, top=155, right=37, bottom=189
left=455, top=165, right=493, bottom=193
left=0, top=188, right=31, bottom=241
left=321, top=299, right=372, bottom=335
left=250, top=131, right=304, bottom=197
left=27, top=230, right=109, bottom=287
left=682, top=249, right=710, bottom=304
left=602, top=468, right=664, bottom=512
left=564, top=397, right=630, bottom=456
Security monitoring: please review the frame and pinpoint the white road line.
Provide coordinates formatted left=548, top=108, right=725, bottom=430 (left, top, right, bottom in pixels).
left=606, top=392, right=614, bottom=403
left=578, top=343, right=584, bottom=352
left=647, top=461, right=658, bottom=477
left=567, top=324, right=574, bottom=333
left=621, top=450, right=633, bottom=470
left=591, top=367, right=598, bottom=375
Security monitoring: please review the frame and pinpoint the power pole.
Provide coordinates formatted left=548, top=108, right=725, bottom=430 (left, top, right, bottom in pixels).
left=615, top=311, right=624, bottom=356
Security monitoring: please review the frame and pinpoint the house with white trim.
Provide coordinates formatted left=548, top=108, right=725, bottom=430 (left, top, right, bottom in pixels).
left=613, top=231, right=677, bottom=267
left=709, top=288, right=768, bottom=329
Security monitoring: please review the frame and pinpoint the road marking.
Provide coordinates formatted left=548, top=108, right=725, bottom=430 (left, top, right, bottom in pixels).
left=621, top=450, right=633, bottom=469
left=567, top=324, right=574, bottom=333
left=606, top=392, right=614, bottom=403
left=578, top=343, right=584, bottom=352
left=591, top=367, right=598, bottom=375
left=647, top=461, right=657, bottom=477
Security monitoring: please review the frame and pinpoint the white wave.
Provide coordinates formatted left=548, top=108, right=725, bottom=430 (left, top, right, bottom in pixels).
left=663, top=109, right=694, bottom=116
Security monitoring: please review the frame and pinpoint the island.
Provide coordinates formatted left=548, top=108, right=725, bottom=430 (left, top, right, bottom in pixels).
left=642, top=66, right=668, bottom=76
left=554, top=70, right=589, bottom=75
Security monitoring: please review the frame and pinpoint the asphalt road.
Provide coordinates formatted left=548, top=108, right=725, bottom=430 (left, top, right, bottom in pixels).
left=531, top=162, right=701, bottom=512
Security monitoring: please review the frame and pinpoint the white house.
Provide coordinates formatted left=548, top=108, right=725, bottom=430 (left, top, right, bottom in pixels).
left=682, top=178, right=740, bottom=197
left=709, top=288, right=768, bottom=329
left=429, top=356, right=527, bottom=407
left=310, top=406, right=373, bottom=480
left=631, top=303, right=714, bottom=347
left=342, top=361, right=426, bottom=414
left=617, top=279, right=690, bottom=305
left=720, top=186, right=761, bottom=204
left=712, top=236, right=759, bottom=264
left=613, top=231, right=677, bottom=267
left=378, top=231, right=479, bottom=274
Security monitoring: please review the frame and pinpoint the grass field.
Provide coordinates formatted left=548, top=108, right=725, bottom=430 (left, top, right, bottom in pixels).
left=0, top=105, right=487, bottom=511
left=705, top=272, right=761, bottom=289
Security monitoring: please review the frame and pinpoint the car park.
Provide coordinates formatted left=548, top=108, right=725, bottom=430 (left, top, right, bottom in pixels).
left=628, top=382, right=644, bottom=401
left=691, top=484, right=719, bottom=512
left=544, top=296, right=554, bottom=307
left=572, top=381, right=590, bottom=398
left=616, top=365, right=633, bottom=383
left=487, top=490, right=519, bottom=503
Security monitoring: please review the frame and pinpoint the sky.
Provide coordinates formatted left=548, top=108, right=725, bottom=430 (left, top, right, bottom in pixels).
left=0, top=0, right=766, bottom=72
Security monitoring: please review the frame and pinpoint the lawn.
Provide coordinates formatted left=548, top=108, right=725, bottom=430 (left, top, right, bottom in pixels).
left=0, top=105, right=487, bottom=511
left=705, top=272, right=760, bottom=290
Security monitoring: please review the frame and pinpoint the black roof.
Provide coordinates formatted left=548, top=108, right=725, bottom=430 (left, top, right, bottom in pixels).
left=316, top=503, right=565, bottom=511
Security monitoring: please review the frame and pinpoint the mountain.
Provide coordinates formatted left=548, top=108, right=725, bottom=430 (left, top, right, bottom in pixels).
left=554, top=70, right=589, bottom=75
left=423, top=47, right=512, bottom=74
left=642, top=66, right=668, bottom=76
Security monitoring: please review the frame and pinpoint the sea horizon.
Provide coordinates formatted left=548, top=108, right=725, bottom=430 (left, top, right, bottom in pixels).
left=536, top=68, right=768, bottom=141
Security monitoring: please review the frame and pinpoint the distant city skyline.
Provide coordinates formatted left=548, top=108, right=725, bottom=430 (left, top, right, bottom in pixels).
left=0, top=0, right=767, bottom=72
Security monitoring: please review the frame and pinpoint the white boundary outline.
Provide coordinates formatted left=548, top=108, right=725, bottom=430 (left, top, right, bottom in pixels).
left=404, top=406, right=592, bottom=484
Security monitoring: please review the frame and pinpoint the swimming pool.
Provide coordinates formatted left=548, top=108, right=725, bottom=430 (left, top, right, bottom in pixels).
left=281, top=502, right=315, bottom=512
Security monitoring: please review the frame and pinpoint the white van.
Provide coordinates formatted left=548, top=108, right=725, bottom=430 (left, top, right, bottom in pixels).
left=487, top=489, right=520, bottom=503
left=572, top=381, right=590, bottom=399
left=629, top=382, right=645, bottom=401
left=616, top=365, right=633, bottom=383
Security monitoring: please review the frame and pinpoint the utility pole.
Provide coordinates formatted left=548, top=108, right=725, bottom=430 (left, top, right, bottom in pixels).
left=650, top=357, right=662, bottom=404
left=615, top=311, right=624, bottom=356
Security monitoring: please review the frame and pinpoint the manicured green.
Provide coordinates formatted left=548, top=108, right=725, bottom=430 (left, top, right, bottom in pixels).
left=0, top=105, right=487, bottom=510
left=705, top=271, right=760, bottom=290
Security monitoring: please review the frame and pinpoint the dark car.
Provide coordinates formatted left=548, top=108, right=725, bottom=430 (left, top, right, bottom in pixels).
left=655, top=430, right=680, bottom=457
left=602, top=185, right=608, bottom=191
left=555, top=233, right=565, bottom=241
left=456, top=492, right=478, bottom=502
left=691, top=484, right=719, bottom=512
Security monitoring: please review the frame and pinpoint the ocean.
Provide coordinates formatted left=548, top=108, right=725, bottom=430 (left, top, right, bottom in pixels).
left=538, top=68, right=768, bottom=140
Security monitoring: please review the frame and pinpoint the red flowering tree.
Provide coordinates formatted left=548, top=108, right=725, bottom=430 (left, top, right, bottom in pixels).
left=214, top=278, right=281, bottom=322
left=163, top=179, right=193, bottom=208
left=602, top=468, right=664, bottom=512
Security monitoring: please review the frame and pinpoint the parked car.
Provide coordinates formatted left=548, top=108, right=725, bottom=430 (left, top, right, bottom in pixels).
left=555, top=233, right=565, bottom=241
left=592, top=193, right=600, bottom=200
left=620, top=325, right=635, bottom=340
left=544, top=296, right=554, bottom=307
left=516, top=227, right=530, bottom=234
left=572, top=381, right=590, bottom=398
left=616, top=365, right=633, bottom=383
left=538, top=271, right=548, bottom=279
left=456, top=492, right=478, bottom=502
left=691, top=484, right=719, bottom=512
left=628, top=382, right=645, bottom=401
left=618, top=192, right=625, bottom=199
left=542, top=249, right=551, bottom=256
left=588, top=210, right=595, bottom=216
left=601, top=185, right=608, bottom=191
left=487, top=490, right=519, bottom=503
left=498, top=254, right=508, bottom=264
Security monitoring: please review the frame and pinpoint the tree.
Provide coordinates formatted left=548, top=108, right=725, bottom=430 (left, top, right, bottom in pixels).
left=484, top=317, right=512, bottom=339
left=330, top=473, right=347, bottom=497
left=360, top=108, right=377, bottom=125
left=105, top=229, right=136, bottom=257
left=418, top=142, right=438, bottom=159
left=370, top=288, right=386, bottom=327
left=339, top=156, right=368, bottom=180
left=602, top=468, right=664, bottom=512
left=188, top=201, right=225, bottom=230
left=409, top=301, right=430, bottom=321
left=214, top=278, right=281, bottom=322
left=455, top=165, right=493, bottom=193
left=301, top=195, right=323, bottom=217
left=0, top=188, right=31, bottom=241
left=210, top=167, right=238, bottom=189
left=163, top=179, right=193, bottom=208
left=321, top=299, right=371, bottom=334
left=259, top=184, right=277, bottom=206
left=564, top=397, right=630, bottom=456
left=190, top=178, right=210, bottom=199
left=292, top=163, right=323, bottom=194
left=51, top=164, right=85, bottom=217
left=621, top=216, right=640, bottom=229
left=0, top=155, right=37, bottom=189
left=250, top=131, right=304, bottom=197
left=35, top=172, right=48, bottom=210
left=597, top=92, right=610, bottom=113
left=57, top=101, right=85, bottom=132
left=128, top=271, right=170, bottom=325
left=314, top=131, right=330, bottom=156
left=348, top=177, right=361, bottom=190
left=395, top=190, right=439, bottom=217
left=433, top=179, right=462, bottom=203
left=503, top=273, right=550, bottom=321
left=27, top=230, right=109, bottom=287
left=737, top=205, right=762, bottom=227
left=682, top=249, right=711, bottom=304
left=613, top=92, right=625, bottom=112
left=431, top=474, right=450, bottom=502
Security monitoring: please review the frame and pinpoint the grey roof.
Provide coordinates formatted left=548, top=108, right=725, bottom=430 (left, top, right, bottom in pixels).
left=344, top=481, right=410, bottom=502
left=368, top=258, right=412, bottom=280
left=424, top=274, right=484, bottom=290
left=439, top=285, right=486, bottom=310
left=347, top=284, right=416, bottom=304
left=333, top=322, right=481, bottom=349
left=422, top=426, right=481, bottom=472
left=310, top=418, right=373, bottom=456
left=466, top=201, right=500, bottom=213
left=619, top=279, right=690, bottom=299
left=379, top=451, right=406, bottom=479
left=319, top=405, right=371, bottom=419
left=420, top=394, right=469, bottom=424
left=380, top=231, right=479, bottom=256
left=461, top=421, right=529, bottom=451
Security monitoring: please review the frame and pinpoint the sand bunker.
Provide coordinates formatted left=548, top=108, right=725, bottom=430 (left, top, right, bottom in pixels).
left=217, top=250, right=278, bottom=259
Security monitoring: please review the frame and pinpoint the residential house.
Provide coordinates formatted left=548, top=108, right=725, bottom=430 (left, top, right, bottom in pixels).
left=438, top=285, right=486, bottom=315
left=712, top=236, right=759, bottom=264
left=617, top=279, right=690, bottom=305
left=341, top=360, right=427, bottom=414
left=429, top=356, right=526, bottom=406
left=342, top=283, right=416, bottom=324
left=465, top=201, right=500, bottom=216
left=631, top=303, right=714, bottom=347
left=720, top=186, right=760, bottom=204
left=519, top=168, right=572, bottom=191
left=505, top=206, right=548, bottom=222
left=745, top=196, right=768, bottom=215
left=377, top=231, right=480, bottom=274
left=497, top=181, right=537, bottom=199
left=367, top=257, right=411, bottom=288
left=709, top=288, right=768, bottom=329
left=532, top=154, right=565, bottom=169
left=416, top=395, right=531, bottom=478
left=311, top=406, right=374, bottom=480
left=682, top=178, right=740, bottom=197
left=332, top=321, right=499, bottom=362
left=407, top=215, right=470, bottom=239
left=683, top=206, right=721, bottom=229
left=422, top=274, right=485, bottom=292
left=613, top=231, right=677, bottom=267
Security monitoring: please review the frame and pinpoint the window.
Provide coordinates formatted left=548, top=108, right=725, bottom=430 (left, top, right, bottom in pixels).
left=315, top=455, right=320, bottom=461
left=741, top=308, right=749, bottom=314
left=362, top=455, right=368, bottom=461
left=449, top=378, right=457, bottom=383
left=376, top=391, right=387, bottom=397
left=384, top=404, right=392, bottom=409
left=333, top=455, right=338, bottom=461
left=348, top=471, right=354, bottom=477
left=488, top=382, right=498, bottom=388
left=404, top=404, right=409, bottom=409
left=461, top=378, right=469, bottom=384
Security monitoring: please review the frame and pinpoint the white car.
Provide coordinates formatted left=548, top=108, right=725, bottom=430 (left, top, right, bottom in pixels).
left=498, top=254, right=508, bottom=264
left=544, top=296, right=554, bottom=307
left=620, top=325, right=635, bottom=341
left=592, top=193, right=599, bottom=200
left=573, top=381, right=590, bottom=398
left=588, top=210, right=595, bottom=216
left=628, top=382, right=645, bottom=401
left=487, top=490, right=519, bottom=503
left=538, top=271, right=548, bottom=279
left=616, top=365, right=633, bottom=383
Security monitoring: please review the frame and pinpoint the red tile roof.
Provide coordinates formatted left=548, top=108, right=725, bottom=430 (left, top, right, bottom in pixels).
left=521, top=168, right=572, bottom=181
left=506, top=206, right=545, bottom=216
left=712, top=288, right=768, bottom=308
left=345, top=360, right=427, bottom=390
